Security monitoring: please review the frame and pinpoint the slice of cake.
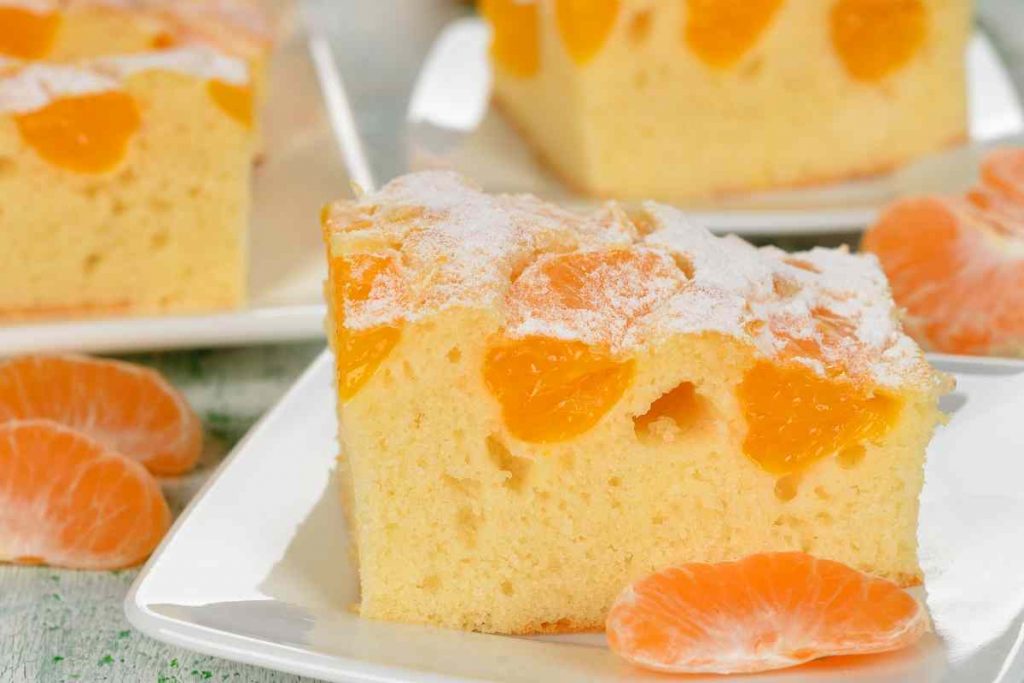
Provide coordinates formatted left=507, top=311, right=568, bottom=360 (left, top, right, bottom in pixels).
left=322, top=171, right=950, bottom=634
left=0, top=47, right=254, bottom=319
left=482, top=0, right=971, bottom=201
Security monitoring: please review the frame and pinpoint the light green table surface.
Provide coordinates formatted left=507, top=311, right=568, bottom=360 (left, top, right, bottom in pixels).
left=1, top=1, right=1022, bottom=681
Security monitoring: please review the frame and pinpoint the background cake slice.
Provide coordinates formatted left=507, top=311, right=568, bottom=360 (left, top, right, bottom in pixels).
left=482, top=0, right=971, bottom=201
left=0, top=47, right=254, bottom=319
left=322, top=171, right=950, bottom=634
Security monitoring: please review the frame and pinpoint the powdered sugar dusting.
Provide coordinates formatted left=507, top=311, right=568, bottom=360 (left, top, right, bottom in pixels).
left=324, top=172, right=937, bottom=389
left=0, top=47, right=248, bottom=114
left=0, top=64, right=118, bottom=114
left=96, top=46, right=249, bottom=85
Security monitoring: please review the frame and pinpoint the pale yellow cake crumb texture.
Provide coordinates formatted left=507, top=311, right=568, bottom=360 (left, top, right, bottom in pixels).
left=489, top=0, right=971, bottom=201
left=0, top=53, right=253, bottom=318
left=323, top=172, right=951, bottom=635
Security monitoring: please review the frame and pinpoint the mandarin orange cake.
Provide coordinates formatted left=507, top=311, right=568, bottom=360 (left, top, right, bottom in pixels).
left=482, top=0, right=971, bottom=201
left=0, top=47, right=254, bottom=318
left=322, top=172, right=950, bottom=634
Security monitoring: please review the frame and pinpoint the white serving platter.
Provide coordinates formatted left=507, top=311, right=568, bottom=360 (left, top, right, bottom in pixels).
left=127, top=350, right=1024, bottom=683
left=401, top=18, right=1024, bottom=236
left=0, top=17, right=353, bottom=355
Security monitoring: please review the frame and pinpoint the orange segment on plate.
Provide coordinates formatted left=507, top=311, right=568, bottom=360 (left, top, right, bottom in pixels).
left=329, top=253, right=403, bottom=400
left=15, top=91, right=142, bottom=174
left=0, top=420, right=170, bottom=570
left=481, top=0, right=540, bottom=77
left=979, top=147, right=1024, bottom=204
left=0, top=6, right=60, bottom=59
left=0, top=355, right=202, bottom=476
left=208, top=79, right=255, bottom=129
left=684, top=0, right=784, bottom=69
left=738, top=361, right=900, bottom=478
left=483, top=336, right=634, bottom=443
left=555, top=0, right=619, bottom=66
left=863, top=149, right=1024, bottom=356
left=831, top=0, right=927, bottom=82
left=606, top=552, right=928, bottom=674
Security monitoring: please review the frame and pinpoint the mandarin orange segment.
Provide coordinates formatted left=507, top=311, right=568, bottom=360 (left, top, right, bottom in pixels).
left=607, top=552, right=927, bottom=674
left=483, top=336, right=634, bottom=443
left=510, top=248, right=682, bottom=348
left=330, top=254, right=403, bottom=400
left=481, top=0, right=540, bottom=77
left=684, top=0, right=784, bottom=69
left=0, top=7, right=60, bottom=59
left=555, top=0, right=619, bottom=66
left=0, top=420, right=170, bottom=570
left=738, top=361, right=900, bottom=477
left=979, top=148, right=1024, bottom=203
left=208, top=79, right=255, bottom=129
left=15, top=91, right=141, bottom=174
left=0, top=355, right=202, bottom=476
left=863, top=194, right=1024, bottom=355
left=831, top=0, right=927, bottom=82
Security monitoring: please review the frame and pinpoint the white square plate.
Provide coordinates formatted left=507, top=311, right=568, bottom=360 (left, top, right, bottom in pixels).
left=127, top=351, right=1024, bottom=683
left=0, top=13, right=350, bottom=355
left=400, top=18, right=1024, bottom=236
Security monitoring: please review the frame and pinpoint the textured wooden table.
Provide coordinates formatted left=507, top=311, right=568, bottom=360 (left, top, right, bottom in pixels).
left=1, top=1, right=1022, bottom=682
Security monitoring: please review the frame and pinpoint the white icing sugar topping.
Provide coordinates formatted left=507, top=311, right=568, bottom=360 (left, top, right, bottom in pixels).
left=324, top=172, right=938, bottom=389
left=0, top=64, right=118, bottom=114
left=96, top=46, right=249, bottom=86
left=0, top=47, right=248, bottom=114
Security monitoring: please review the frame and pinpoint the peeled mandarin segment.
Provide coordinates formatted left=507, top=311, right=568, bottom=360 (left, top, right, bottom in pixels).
left=555, top=0, right=619, bottom=66
left=862, top=196, right=1024, bottom=355
left=483, top=336, right=634, bottom=443
left=15, top=91, right=141, bottom=174
left=0, top=355, right=202, bottom=476
left=831, top=0, right=927, bottom=82
left=684, top=0, right=784, bottom=69
left=208, top=79, right=254, bottom=129
left=737, top=361, right=900, bottom=477
left=0, top=420, right=170, bottom=570
left=606, top=552, right=927, bottom=675
left=481, top=0, right=540, bottom=77
left=330, top=254, right=403, bottom=400
left=0, top=7, right=60, bottom=59
left=980, top=148, right=1024, bottom=203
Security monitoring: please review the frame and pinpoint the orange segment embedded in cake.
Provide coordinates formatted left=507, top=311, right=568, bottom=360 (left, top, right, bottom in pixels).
left=0, top=355, right=203, bottom=476
left=329, top=254, right=403, bottom=400
left=606, top=552, right=928, bottom=674
left=831, top=0, right=928, bottom=82
left=484, top=336, right=634, bottom=443
left=0, top=420, right=171, bottom=570
left=481, top=0, right=540, bottom=77
left=738, top=361, right=900, bottom=478
left=684, top=0, right=784, bottom=69
left=15, top=91, right=141, bottom=174
left=208, top=79, right=254, bottom=129
left=555, top=0, right=619, bottom=66
left=0, top=7, right=60, bottom=59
